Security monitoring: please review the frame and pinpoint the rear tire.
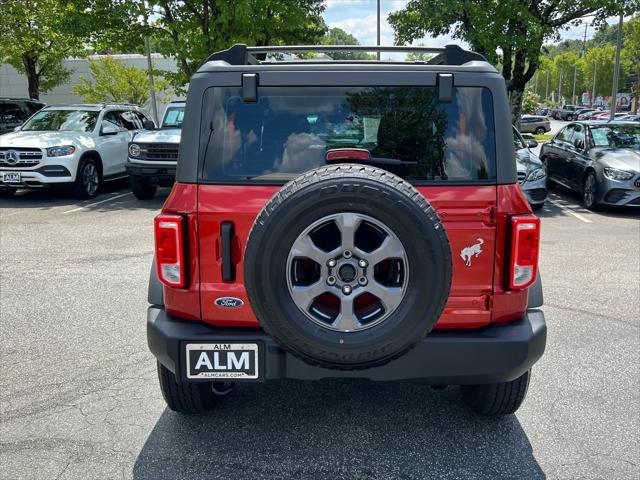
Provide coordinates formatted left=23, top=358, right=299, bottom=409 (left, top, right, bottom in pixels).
left=130, top=176, right=157, bottom=200
left=461, top=369, right=531, bottom=416
left=534, top=127, right=545, bottom=135
left=531, top=202, right=544, bottom=211
left=157, top=362, right=217, bottom=413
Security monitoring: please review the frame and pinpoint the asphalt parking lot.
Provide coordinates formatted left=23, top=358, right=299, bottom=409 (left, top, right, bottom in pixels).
left=1, top=181, right=638, bottom=480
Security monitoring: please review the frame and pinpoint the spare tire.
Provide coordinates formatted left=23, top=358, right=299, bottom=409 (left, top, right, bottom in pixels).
left=244, top=165, right=452, bottom=370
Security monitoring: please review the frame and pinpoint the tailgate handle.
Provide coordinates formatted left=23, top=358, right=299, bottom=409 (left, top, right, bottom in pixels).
left=221, top=222, right=235, bottom=282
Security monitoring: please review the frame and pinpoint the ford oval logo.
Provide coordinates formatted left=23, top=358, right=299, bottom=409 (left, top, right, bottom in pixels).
left=215, top=297, right=244, bottom=308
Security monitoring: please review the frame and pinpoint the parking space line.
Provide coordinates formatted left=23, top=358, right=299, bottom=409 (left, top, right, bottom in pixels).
left=63, top=192, right=132, bottom=214
left=547, top=198, right=592, bottom=223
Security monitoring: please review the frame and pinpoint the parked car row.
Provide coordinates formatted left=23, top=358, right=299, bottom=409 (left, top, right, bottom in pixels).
left=0, top=101, right=184, bottom=199
left=540, top=121, right=640, bottom=209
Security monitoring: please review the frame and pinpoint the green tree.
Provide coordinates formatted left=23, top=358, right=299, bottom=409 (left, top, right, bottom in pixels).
left=0, top=0, right=88, bottom=99
left=389, top=0, right=639, bottom=123
left=71, top=57, right=171, bottom=105
left=553, top=52, right=587, bottom=104
left=151, top=0, right=326, bottom=87
left=622, top=17, right=640, bottom=111
left=521, top=90, right=540, bottom=114
left=321, top=27, right=375, bottom=60
left=406, top=44, right=433, bottom=62
left=582, top=44, right=632, bottom=99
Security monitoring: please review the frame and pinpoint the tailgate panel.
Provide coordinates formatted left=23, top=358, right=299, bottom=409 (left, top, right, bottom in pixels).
left=198, top=185, right=497, bottom=329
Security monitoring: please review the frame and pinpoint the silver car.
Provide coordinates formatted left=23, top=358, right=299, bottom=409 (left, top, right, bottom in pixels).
left=513, top=127, right=547, bottom=210
left=519, top=115, right=551, bottom=135
left=540, top=121, right=640, bottom=209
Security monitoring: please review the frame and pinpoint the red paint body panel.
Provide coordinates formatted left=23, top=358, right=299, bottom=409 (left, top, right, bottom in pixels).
left=194, top=184, right=500, bottom=330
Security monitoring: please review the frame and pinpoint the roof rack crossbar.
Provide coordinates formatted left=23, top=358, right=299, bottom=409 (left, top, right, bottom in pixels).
left=203, top=44, right=487, bottom=68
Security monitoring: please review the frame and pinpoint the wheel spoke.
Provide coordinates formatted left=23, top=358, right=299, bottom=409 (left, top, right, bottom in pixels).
left=290, top=235, right=332, bottom=265
left=290, top=281, right=330, bottom=311
left=331, top=296, right=361, bottom=331
left=366, top=235, right=405, bottom=266
left=335, top=212, right=362, bottom=252
left=367, top=280, right=404, bottom=312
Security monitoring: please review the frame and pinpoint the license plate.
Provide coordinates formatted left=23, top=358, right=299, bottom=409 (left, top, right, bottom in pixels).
left=185, top=343, right=259, bottom=380
left=2, top=172, right=21, bottom=184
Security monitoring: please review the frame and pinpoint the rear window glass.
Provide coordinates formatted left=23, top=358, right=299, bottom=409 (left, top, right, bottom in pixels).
left=201, top=86, right=496, bottom=183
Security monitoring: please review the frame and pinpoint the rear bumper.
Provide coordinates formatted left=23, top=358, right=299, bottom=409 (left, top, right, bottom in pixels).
left=126, top=161, right=176, bottom=187
left=147, top=306, right=546, bottom=385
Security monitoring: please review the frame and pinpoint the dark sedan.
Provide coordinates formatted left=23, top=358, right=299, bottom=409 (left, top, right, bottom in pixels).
left=540, top=121, right=640, bottom=209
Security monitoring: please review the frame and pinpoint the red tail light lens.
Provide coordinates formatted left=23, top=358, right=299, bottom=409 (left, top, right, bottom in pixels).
left=154, top=214, right=186, bottom=287
left=508, top=215, right=540, bottom=290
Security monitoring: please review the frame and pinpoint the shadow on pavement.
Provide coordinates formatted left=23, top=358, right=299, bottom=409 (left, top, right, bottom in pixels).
left=538, top=186, right=640, bottom=221
left=133, top=379, right=544, bottom=480
left=0, top=180, right=171, bottom=212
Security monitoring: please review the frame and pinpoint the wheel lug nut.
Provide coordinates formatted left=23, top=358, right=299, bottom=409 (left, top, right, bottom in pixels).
left=358, top=259, right=368, bottom=268
left=343, top=250, right=352, bottom=258
left=327, top=276, right=336, bottom=286
left=327, top=259, right=337, bottom=268
left=342, top=285, right=352, bottom=295
left=358, top=277, right=367, bottom=286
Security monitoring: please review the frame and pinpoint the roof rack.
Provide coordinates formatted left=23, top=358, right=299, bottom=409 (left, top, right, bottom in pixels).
left=203, top=44, right=487, bottom=67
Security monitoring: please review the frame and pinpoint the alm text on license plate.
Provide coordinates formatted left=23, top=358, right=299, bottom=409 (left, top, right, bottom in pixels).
left=185, top=343, right=259, bottom=380
left=2, top=172, right=21, bottom=184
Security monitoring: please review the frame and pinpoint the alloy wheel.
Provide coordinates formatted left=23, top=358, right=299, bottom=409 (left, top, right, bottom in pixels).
left=286, top=212, right=409, bottom=332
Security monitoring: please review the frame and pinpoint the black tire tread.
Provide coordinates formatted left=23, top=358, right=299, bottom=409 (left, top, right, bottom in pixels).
left=130, top=176, right=157, bottom=200
left=157, top=362, right=215, bottom=413
left=246, top=164, right=452, bottom=371
left=461, top=369, right=531, bottom=416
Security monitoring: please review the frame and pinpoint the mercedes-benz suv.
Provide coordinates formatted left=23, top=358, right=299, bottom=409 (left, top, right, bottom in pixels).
left=0, top=104, right=153, bottom=198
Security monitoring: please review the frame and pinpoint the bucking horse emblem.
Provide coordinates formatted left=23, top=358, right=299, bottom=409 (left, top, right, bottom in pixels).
left=460, top=238, right=484, bottom=267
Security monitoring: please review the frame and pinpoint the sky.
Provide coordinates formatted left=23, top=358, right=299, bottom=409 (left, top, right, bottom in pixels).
left=322, top=0, right=623, bottom=56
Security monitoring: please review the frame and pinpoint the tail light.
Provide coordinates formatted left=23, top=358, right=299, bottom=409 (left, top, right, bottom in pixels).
left=154, top=214, right=187, bottom=287
left=508, top=215, right=540, bottom=290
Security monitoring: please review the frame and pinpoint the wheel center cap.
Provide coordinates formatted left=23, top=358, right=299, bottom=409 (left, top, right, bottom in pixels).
left=338, top=263, right=357, bottom=282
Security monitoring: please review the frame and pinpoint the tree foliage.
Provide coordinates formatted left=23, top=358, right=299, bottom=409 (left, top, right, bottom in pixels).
left=521, top=90, right=540, bottom=114
left=71, top=57, right=171, bottom=105
left=0, top=0, right=88, bottom=99
left=389, top=0, right=639, bottom=123
left=321, top=27, right=375, bottom=60
left=157, top=0, right=324, bottom=85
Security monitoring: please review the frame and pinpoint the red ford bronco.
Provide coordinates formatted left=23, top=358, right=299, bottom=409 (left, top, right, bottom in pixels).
left=147, top=44, right=545, bottom=415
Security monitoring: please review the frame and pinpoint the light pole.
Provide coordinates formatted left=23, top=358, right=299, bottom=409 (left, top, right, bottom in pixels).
left=376, top=0, right=381, bottom=60
left=610, top=11, right=623, bottom=121
left=545, top=71, right=549, bottom=102
left=591, top=62, right=597, bottom=107
left=143, top=1, right=158, bottom=125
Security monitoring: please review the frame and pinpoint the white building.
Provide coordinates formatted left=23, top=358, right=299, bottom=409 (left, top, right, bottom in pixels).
left=0, top=54, right=180, bottom=120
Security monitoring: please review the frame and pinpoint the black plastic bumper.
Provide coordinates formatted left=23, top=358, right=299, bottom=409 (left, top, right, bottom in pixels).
left=147, top=307, right=546, bottom=385
left=126, top=163, right=176, bottom=187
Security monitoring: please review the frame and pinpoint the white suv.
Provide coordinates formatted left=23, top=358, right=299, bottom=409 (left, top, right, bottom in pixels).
left=0, top=104, right=153, bottom=198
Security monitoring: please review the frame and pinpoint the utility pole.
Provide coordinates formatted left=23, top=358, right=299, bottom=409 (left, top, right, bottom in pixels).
left=591, top=62, right=597, bottom=107
left=376, top=0, right=381, bottom=60
left=572, top=22, right=588, bottom=106
left=545, top=71, right=550, bottom=102
left=572, top=66, right=577, bottom=105
left=558, top=70, right=563, bottom=106
left=610, top=11, right=623, bottom=121
left=143, top=1, right=158, bottom=125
